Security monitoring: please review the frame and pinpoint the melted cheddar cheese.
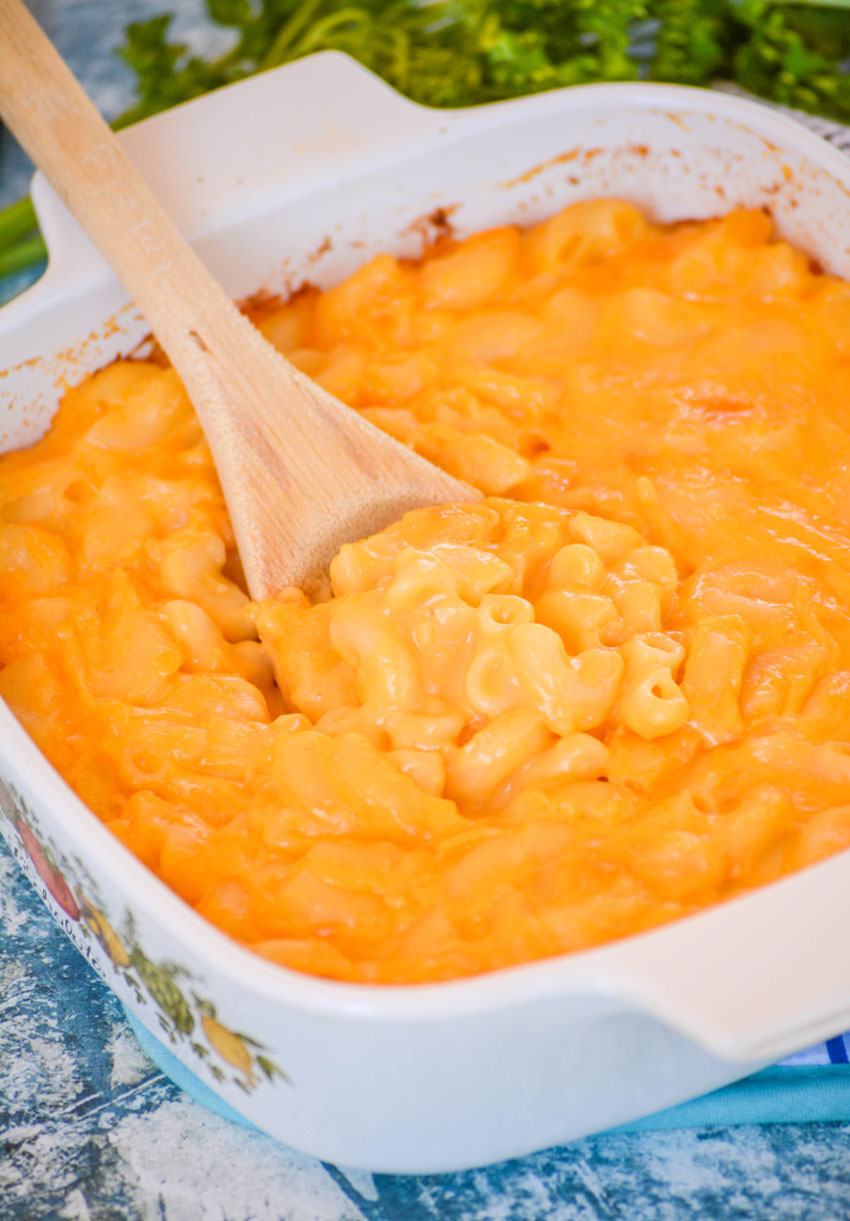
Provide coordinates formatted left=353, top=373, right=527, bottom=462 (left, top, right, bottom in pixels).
left=4, top=200, right=850, bottom=983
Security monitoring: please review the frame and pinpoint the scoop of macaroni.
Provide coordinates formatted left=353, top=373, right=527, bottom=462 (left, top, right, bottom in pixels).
left=4, top=199, right=850, bottom=982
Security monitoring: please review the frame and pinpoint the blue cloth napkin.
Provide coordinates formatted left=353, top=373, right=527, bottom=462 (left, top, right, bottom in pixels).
left=123, top=1007, right=850, bottom=1139
left=125, top=1008, right=260, bottom=1130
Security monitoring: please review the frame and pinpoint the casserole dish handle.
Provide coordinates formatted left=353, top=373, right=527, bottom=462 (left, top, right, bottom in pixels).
left=3, top=50, right=454, bottom=313
left=591, top=846, right=850, bottom=1064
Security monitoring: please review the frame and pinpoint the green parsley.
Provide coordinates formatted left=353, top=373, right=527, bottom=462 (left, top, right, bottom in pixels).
left=2, top=0, right=850, bottom=279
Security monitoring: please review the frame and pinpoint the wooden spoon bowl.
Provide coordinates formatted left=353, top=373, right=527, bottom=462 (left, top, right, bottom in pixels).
left=0, top=0, right=478, bottom=599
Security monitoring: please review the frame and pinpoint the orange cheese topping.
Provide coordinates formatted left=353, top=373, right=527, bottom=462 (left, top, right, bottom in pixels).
left=4, top=199, right=850, bottom=983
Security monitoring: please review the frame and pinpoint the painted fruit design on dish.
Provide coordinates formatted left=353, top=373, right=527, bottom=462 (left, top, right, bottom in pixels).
left=195, top=999, right=289, bottom=1088
left=79, top=897, right=131, bottom=968
left=202, top=1013, right=255, bottom=1084
left=129, top=946, right=195, bottom=1036
left=15, top=818, right=80, bottom=921
left=1, top=782, right=289, bottom=1094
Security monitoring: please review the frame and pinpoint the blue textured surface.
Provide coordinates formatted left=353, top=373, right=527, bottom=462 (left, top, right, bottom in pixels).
left=6, top=833, right=850, bottom=1219
left=7, top=2, right=850, bottom=1216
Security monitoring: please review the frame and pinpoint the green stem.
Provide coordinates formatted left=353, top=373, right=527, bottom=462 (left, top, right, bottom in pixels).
left=292, top=9, right=371, bottom=55
left=0, top=196, right=38, bottom=248
left=261, top=0, right=327, bottom=69
left=0, top=234, right=47, bottom=280
left=775, top=0, right=850, bottom=7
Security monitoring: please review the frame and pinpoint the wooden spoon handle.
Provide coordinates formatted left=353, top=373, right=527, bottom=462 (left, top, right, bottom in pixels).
left=0, top=0, right=238, bottom=377
left=0, top=0, right=477, bottom=597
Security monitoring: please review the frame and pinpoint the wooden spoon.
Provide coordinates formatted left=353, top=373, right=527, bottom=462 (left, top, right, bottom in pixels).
left=0, top=0, right=478, bottom=598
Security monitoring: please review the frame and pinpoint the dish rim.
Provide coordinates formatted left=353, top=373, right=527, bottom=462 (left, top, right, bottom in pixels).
left=3, top=58, right=850, bottom=1058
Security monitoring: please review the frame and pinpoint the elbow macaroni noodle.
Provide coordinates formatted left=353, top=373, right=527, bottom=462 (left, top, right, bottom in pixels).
left=4, top=199, right=850, bottom=981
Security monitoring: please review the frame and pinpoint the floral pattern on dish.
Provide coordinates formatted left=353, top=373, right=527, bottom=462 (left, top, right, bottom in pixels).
left=0, top=779, right=289, bottom=1094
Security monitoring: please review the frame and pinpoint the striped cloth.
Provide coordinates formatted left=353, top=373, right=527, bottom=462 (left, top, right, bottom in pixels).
left=785, top=1033, right=850, bottom=1068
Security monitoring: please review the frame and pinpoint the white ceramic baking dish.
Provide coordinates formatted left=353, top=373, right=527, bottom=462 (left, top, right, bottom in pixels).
left=4, top=54, right=850, bottom=1173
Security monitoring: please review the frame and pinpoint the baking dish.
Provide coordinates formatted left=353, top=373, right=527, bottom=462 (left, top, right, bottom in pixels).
left=4, top=54, right=850, bottom=1173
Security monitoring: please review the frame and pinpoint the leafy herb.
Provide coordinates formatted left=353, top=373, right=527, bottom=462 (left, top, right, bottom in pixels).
left=732, top=0, right=850, bottom=117
left=3, top=0, right=850, bottom=279
left=649, top=0, right=726, bottom=85
left=0, top=233, right=45, bottom=280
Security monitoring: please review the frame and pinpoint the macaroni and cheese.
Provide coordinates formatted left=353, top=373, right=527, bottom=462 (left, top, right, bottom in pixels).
left=4, top=199, right=850, bottom=982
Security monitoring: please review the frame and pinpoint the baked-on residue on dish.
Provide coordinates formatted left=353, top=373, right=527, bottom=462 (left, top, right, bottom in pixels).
left=3, top=199, right=850, bottom=983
